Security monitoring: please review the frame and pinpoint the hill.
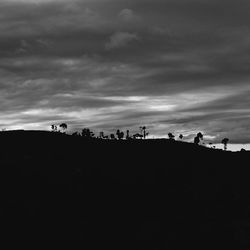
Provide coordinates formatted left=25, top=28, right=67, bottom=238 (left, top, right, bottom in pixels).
left=1, top=130, right=249, bottom=249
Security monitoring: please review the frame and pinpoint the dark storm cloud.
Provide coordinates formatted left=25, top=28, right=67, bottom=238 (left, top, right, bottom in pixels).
left=1, top=0, right=250, bottom=143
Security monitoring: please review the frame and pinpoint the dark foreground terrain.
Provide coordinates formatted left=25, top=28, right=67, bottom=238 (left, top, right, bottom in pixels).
left=1, top=130, right=250, bottom=249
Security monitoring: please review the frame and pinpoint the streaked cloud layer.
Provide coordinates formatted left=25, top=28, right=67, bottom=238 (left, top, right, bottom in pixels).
left=1, top=0, right=250, bottom=143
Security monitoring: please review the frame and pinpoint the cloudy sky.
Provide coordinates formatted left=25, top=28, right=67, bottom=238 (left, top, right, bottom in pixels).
left=1, top=0, right=250, bottom=143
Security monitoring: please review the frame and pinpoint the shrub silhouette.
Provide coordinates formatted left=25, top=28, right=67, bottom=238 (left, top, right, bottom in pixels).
left=168, top=133, right=175, bottom=141
left=59, top=123, right=67, bottom=132
left=51, top=124, right=57, bottom=132
left=116, top=130, right=124, bottom=140
left=81, top=128, right=95, bottom=138
left=133, top=133, right=143, bottom=139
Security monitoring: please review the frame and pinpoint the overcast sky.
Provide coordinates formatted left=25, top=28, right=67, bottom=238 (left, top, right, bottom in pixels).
left=1, top=0, right=250, bottom=143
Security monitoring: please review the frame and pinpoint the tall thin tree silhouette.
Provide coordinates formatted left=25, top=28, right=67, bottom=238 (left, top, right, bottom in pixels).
left=139, top=126, right=148, bottom=139
left=126, top=130, right=130, bottom=139
left=221, top=138, right=229, bottom=150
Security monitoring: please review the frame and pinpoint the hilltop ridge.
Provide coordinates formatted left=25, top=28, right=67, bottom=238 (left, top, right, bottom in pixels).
left=1, top=130, right=249, bottom=249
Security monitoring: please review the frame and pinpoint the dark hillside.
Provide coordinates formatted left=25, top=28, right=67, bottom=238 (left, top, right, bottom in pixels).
left=1, top=130, right=250, bottom=249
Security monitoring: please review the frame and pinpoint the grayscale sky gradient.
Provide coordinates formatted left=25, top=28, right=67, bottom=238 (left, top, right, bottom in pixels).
left=1, top=0, right=250, bottom=143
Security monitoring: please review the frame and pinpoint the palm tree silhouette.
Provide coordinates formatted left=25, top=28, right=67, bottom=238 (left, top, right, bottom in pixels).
left=139, top=126, right=148, bottom=139
left=143, top=126, right=147, bottom=139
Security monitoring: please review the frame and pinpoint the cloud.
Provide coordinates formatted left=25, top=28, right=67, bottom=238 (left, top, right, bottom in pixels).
left=118, top=9, right=140, bottom=23
left=105, top=32, right=139, bottom=50
left=1, top=0, right=250, bottom=144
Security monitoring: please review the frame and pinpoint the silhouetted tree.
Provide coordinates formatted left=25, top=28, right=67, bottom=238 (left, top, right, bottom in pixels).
left=194, top=132, right=203, bottom=145
left=126, top=130, right=130, bottom=139
left=168, top=133, right=175, bottom=141
left=81, top=128, right=95, bottom=138
left=194, top=136, right=199, bottom=145
left=142, top=126, right=147, bottom=139
left=59, top=123, right=67, bottom=132
left=119, top=131, right=124, bottom=139
left=116, top=130, right=124, bottom=140
left=51, top=124, right=57, bottom=132
left=197, top=132, right=203, bottom=140
left=140, top=126, right=148, bottom=139
left=110, top=134, right=115, bottom=140
left=179, top=134, right=183, bottom=140
left=221, top=138, right=229, bottom=151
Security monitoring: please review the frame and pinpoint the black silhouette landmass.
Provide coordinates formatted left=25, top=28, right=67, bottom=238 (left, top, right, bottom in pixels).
left=1, top=130, right=249, bottom=249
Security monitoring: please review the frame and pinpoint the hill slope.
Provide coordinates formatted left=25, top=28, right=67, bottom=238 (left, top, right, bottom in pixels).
left=1, top=130, right=249, bottom=249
